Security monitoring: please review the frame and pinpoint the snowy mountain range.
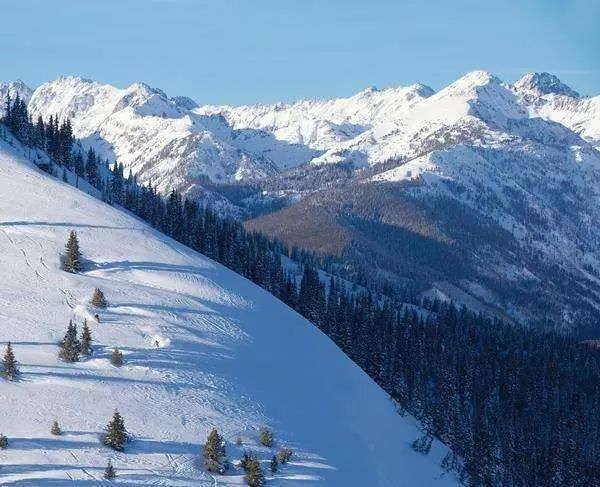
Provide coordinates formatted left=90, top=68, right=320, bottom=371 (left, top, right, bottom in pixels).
left=5, top=71, right=597, bottom=193
left=0, top=138, right=455, bottom=485
left=3, top=71, right=600, bottom=332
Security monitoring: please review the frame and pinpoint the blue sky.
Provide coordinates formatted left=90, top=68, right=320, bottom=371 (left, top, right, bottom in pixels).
left=1, top=0, right=598, bottom=104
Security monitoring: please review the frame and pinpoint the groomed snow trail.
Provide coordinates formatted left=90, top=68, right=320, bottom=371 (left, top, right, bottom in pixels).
left=0, top=142, right=456, bottom=485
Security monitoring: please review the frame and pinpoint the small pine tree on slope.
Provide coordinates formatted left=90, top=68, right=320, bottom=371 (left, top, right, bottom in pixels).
left=80, top=320, right=92, bottom=356
left=104, top=410, right=127, bottom=451
left=277, top=447, right=293, bottom=464
left=245, top=455, right=265, bottom=487
left=203, top=428, right=226, bottom=474
left=259, top=427, right=273, bottom=447
left=51, top=421, right=61, bottom=435
left=91, top=288, right=107, bottom=308
left=2, top=342, right=19, bottom=380
left=59, top=320, right=80, bottom=362
left=63, top=230, right=82, bottom=273
left=111, top=348, right=123, bottom=367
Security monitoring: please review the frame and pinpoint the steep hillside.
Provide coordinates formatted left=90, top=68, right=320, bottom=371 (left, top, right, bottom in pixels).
left=0, top=141, right=454, bottom=485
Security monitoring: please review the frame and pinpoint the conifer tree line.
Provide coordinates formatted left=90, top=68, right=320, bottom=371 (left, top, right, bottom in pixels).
left=3, top=98, right=600, bottom=485
left=1, top=94, right=105, bottom=187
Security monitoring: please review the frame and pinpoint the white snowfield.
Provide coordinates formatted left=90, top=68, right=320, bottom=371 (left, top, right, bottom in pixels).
left=0, top=143, right=455, bottom=485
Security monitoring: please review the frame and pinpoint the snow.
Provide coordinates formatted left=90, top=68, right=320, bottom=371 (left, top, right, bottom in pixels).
left=370, top=153, right=440, bottom=183
left=0, top=81, right=33, bottom=117
left=0, top=141, right=455, bottom=485
left=8, top=70, right=597, bottom=196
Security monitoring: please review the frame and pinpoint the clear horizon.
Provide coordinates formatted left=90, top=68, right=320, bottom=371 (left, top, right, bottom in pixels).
left=1, top=0, right=598, bottom=104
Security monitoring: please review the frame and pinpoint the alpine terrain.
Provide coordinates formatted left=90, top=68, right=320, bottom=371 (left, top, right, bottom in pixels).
left=7, top=70, right=600, bottom=333
left=0, top=138, right=454, bottom=484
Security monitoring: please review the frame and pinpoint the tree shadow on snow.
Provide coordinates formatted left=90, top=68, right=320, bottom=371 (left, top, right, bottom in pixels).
left=131, top=437, right=196, bottom=455
left=23, top=369, right=197, bottom=391
left=7, top=437, right=99, bottom=451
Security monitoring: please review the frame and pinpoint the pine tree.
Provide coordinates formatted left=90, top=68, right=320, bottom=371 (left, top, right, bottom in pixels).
left=91, top=288, right=107, bottom=308
left=111, top=348, right=123, bottom=367
left=203, top=428, right=226, bottom=474
left=104, top=459, right=116, bottom=479
left=73, top=151, right=85, bottom=178
left=63, top=230, right=82, bottom=273
left=3, top=92, right=11, bottom=126
left=277, top=448, right=292, bottom=464
left=259, top=427, right=273, bottom=447
left=86, top=147, right=99, bottom=186
left=0, top=433, right=7, bottom=449
left=59, top=320, right=80, bottom=362
left=441, top=451, right=458, bottom=472
left=80, top=320, right=92, bottom=356
left=68, top=320, right=80, bottom=347
left=2, top=342, right=19, bottom=380
left=240, top=450, right=250, bottom=471
left=245, top=455, right=264, bottom=487
left=51, top=420, right=61, bottom=435
left=104, top=410, right=127, bottom=451
left=412, top=434, right=433, bottom=454
left=270, top=455, right=278, bottom=473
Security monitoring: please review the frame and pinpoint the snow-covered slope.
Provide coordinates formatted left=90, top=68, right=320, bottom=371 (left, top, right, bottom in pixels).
left=0, top=141, right=454, bottom=485
left=197, top=83, right=434, bottom=168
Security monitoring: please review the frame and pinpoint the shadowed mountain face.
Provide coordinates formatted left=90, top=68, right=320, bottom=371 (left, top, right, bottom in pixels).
left=241, top=73, right=600, bottom=334
left=3, top=70, right=600, bottom=333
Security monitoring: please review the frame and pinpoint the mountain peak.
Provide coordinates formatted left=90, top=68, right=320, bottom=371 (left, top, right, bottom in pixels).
left=53, top=75, right=96, bottom=86
left=514, top=72, right=580, bottom=98
left=126, top=81, right=168, bottom=99
left=171, top=95, right=198, bottom=110
left=0, top=80, right=34, bottom=113
left=450, top=70, right=500, bottom=90
left=8, top=79, right=32, bottom=91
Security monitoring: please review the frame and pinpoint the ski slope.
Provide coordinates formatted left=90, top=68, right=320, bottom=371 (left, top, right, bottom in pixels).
left=0, top=142, right=455, bottom=485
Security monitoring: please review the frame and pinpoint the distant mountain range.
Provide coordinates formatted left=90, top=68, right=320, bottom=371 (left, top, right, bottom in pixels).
left=3, top=71, right=600, bottom=333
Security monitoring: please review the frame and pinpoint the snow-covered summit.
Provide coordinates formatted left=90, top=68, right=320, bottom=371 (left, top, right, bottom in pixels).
left=509, top=73, right=600, bottom=147
left=514, top=72, right=580, bottom=98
